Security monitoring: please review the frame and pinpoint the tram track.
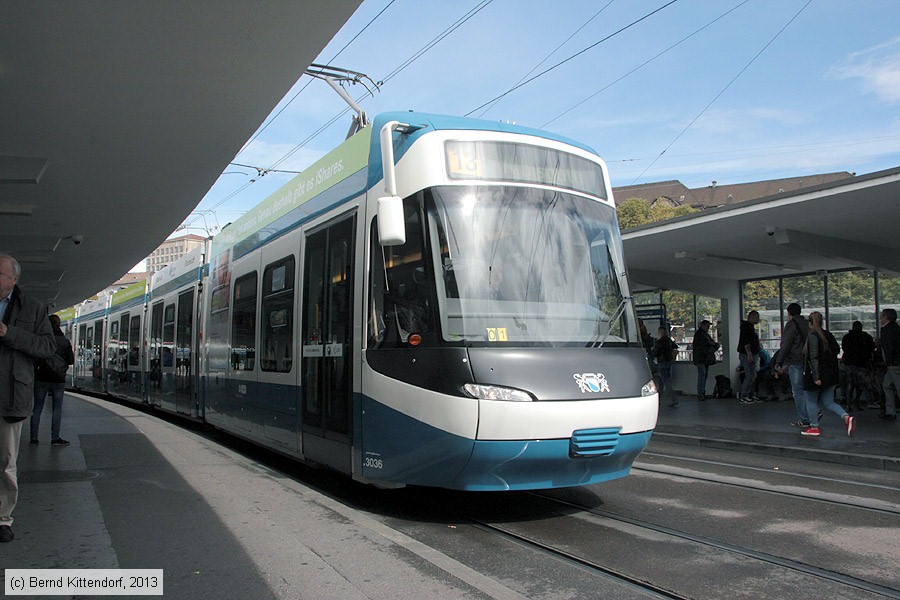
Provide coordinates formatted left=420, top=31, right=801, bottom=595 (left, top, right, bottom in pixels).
left=639, top=451, right=900, bottom=493
left=525, top=491, right=900, bottom=599
left=470, top=519, right=691, bottom=600
left=631, top=458, right=900, bottom=516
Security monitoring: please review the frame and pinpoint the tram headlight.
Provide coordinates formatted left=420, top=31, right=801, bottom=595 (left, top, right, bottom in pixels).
left=464, top=383, right=534, bottom=402
left=641, top=379, right=658, bottom=397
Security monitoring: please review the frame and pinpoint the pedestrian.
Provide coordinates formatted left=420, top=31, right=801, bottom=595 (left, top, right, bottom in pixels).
left=0, top=253, right=56, bottom=543
left=754, top=347, right=777, bottom=401
left=879, top=308, right=900, bottom=421
left=692, top=319, right=719, bottom=401
left=654, top=326, right=678, bottom=407
left=639, top=319, right=654, bottom=365
left=30, top=314, right=75, bottom=446
left=801, top=311, right=855, bottom=437
left=774, top=303, right=811, bottom=427
left=737, top=310, right=760, bottom=403
left=841, top=320, right=875, bottom=411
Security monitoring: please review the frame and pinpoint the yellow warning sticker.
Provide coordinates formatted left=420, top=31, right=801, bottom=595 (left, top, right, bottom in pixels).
left=486, top=327, right=508, bottom=342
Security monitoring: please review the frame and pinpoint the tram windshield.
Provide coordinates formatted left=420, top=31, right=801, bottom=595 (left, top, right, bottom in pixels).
left=427, top=185, right=635, bottom=346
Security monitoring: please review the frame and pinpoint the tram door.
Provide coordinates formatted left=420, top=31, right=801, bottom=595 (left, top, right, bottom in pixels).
left=301, top=215, right=355, bottom=471
left=147, top=302, right=164, bottom=406
left=75, top=324, right=88, bottom=388
left=174, top=290, right=195, bottom=416
left=89, top=320, right=104, bottom=391
left=159, top=303, right=176, bottom=411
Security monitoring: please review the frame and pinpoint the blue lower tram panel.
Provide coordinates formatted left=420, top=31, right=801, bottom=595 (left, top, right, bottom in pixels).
left=360, top=396, right=653, bottom=491
left=450, top=430, right=653, bottom=491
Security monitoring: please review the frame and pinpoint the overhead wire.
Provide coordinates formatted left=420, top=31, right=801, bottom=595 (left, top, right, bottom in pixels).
left=677, top=151, right=900, bottom=188
left=245, top=0, right=492, bottom=172
left=235, top=0, right=397, bottom=156
left=229, top=162, right=303, bottom=175
left=614, top=136, right=900, bottom=176
left=464, top=0, right=680, bottom=117
left=198, top=0, right=495, bottom=220
left=608, top=134, right=900, bottom=163
left=380, top=0, right=494, bottom=85
left=474, top=0, right=616, bottom=119
left=270, top=0, right=496, bottom=171
left=185, top=0, right=398, bottom=226
left=540, top=0, right=751, bottom=129
left=629, top=0, right=814, bottom=185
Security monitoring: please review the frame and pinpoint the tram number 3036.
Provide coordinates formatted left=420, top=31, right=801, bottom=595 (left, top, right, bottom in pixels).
left=363, top=454, right=384, bottom=469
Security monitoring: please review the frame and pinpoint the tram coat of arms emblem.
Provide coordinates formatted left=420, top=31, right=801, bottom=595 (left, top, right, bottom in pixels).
left=573, top=372, right=610, bottom=394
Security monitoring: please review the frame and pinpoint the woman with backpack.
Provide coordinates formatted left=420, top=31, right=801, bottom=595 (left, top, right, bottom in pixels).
left=30, top=314, right=74, bottom=445
left=801, top=311, right=855, bottom=437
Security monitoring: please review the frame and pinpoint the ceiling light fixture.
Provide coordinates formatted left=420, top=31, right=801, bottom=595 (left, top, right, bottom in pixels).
left=0, top=156, right=49, bottom=184
left=0, top=203, right=35, bottom=216
left=675, top=250, right=800, bottom=272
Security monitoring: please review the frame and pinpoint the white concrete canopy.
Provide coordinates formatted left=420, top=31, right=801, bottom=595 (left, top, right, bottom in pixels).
left=1, top=1, right=361, bottom=309
left=622, top=166, right=900, bottom=289
left=620, top=167, right=900, bottom=393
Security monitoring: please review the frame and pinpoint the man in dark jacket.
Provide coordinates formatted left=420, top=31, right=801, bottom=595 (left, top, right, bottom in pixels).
left=0, top=254, right=56, bottom=543
left=736, top=311, right=761, bottom=403
left=30, top=314, right=75, bottom=446
left=841, top=321, right=875, bottom=410
left=692, top=319, right=719, bottom=401
left=774, top=303, right=811, bottom=426
left=879, top=308, right=900, bottom=421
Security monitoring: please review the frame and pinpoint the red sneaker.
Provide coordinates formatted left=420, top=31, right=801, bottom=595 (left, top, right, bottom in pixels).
left=846, top=415, right=855, bottom=437
left=801, top=427, right=821, bottom=436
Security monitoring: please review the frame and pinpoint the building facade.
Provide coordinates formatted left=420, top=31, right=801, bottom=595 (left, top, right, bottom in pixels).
left=145, top=233, right=206, bottom=273
left=613, top=172, right=853, bottom=210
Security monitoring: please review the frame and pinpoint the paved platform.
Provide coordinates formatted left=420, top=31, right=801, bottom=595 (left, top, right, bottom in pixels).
left=3, top=393, right=521, bottom=600
left=3, top=391, right=898, bottom=599
left=654, top=391, right=900, bottom=471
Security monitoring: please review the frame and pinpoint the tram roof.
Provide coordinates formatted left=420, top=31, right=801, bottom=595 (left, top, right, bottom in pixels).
left=0, top=1, right=361, bottom=310
left=621, top=166, right=900, bottom=293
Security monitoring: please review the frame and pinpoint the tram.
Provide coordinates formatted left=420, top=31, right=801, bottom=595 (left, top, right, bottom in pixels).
left=60, top=111, right=658, bottom=491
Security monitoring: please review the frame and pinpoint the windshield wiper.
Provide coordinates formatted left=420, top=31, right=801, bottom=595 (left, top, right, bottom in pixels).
left=595, top=296, right=632, bottom=348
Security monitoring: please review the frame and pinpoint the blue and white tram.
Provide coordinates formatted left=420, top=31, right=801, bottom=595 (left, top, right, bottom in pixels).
left=200, top=112, right=657, bottom=490
left=60, top=111, right=657, bottom=491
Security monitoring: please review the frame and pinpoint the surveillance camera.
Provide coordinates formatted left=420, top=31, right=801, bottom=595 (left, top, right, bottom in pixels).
left=71, top=235, right=83, bottom=245
left=765, top=226, right=776, bottom=237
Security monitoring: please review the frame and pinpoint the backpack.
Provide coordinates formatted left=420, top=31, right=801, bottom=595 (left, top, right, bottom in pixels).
left=712, top=375, right=734, bottom=398
left=41, top=353, right=69, bottom=379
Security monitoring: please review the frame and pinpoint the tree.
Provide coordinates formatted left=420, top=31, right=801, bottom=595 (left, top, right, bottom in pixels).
left=616, top=197, right=652, bottom=229
left=616, top=197, right=697, bottom=229
left=743, top=279, right=779, bottom=312
left=650, top=202, right=696, bottom=223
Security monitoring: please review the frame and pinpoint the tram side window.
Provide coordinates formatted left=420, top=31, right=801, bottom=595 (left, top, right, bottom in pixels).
left=92, top=320, right=104, bottom=381
left=210, top=285, right=229, bottom=321
left=78, top=324, right=87, bottom=365
left=231, top=272, right=258, bottom=371
left=109, top=320, right=119, bottom=364
left=149, top=303, right=164, bottom=386
left=129, top=315, right=141, bottom=366
left=368, top=194, right=434, bottom=348
left=163, top=304, right=175, bottom=368
left=118, top=315, right=129, bottom=371
left=261, top=258, right=294, bottom=373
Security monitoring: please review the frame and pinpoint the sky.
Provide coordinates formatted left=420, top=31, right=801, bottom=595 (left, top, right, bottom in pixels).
left=172, top=0, right=900, bottom=243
